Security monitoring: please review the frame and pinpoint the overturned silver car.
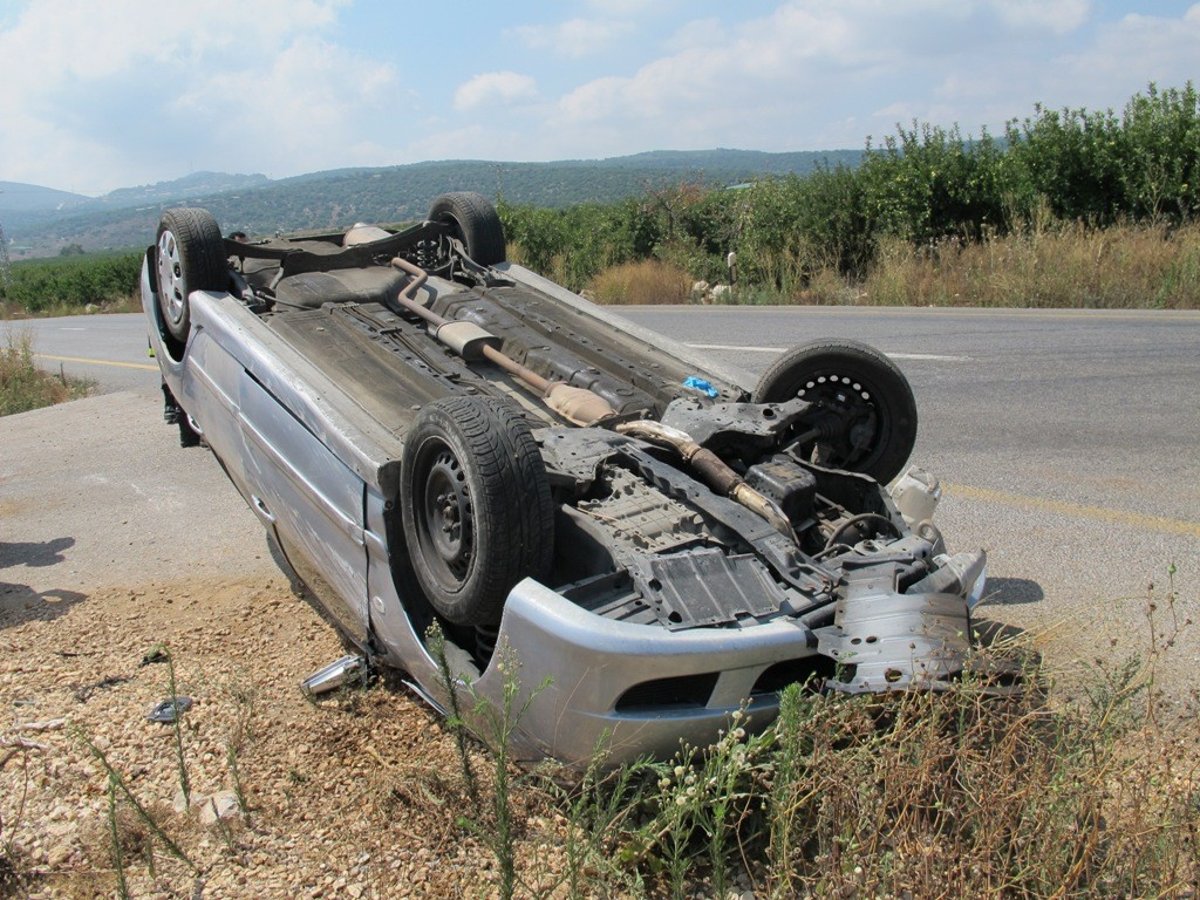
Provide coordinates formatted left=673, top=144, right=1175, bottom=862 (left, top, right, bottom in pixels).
left=143, top=193, right=987, bottom=766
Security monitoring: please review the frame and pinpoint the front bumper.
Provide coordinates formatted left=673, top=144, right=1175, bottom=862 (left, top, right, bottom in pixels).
left=459, top=576, right=974, bottom=768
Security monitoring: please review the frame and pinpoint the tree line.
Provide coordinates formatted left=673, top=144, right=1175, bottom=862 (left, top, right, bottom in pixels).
left=500, top=83, right=1199, bottom=294
left=3, top=83, right=1195, bottom=311
left=1, top=251, right=143, bottom=313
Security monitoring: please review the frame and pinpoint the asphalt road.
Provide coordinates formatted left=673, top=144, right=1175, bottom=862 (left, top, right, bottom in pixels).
left=5, top=307, right=1199, bottom=676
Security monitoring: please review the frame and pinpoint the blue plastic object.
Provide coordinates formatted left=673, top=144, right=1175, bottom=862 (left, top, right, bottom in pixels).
left=682, top=376, right=719, bottom=398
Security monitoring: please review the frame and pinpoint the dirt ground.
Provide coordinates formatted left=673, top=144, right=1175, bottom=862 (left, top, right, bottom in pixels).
left=0, top=572, right=589, bottom=898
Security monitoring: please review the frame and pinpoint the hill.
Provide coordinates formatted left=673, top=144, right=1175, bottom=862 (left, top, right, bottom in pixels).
left=0, top=181, right=90, bottom=213
left=2, top=149, right=862, bottom=257
left=583, top=148, right=861, bottom=173
left=97, top=171, right=270, bottom=208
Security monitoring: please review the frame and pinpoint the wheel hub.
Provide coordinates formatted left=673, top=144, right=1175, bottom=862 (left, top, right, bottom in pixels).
left=420, top=448, right=473, bottom=583
left=794, top=373, right=878, bottom=468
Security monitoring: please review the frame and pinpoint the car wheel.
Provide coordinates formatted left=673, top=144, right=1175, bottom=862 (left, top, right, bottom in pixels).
left=427, top=192, right=506, bottom=266
left=400, top=395, right=553, bottom=626
left=753, top=339, right=917, bottom=484
left=155, top=208, right=226, bottom=343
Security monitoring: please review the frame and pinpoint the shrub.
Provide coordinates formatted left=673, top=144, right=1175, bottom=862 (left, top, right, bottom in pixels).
left=0, top=251, right=142, bottom=315
left=589, top=259, right=693, bottom=305
left=501, top=83, right=1200, bottom=308
left=500, top=198, right=659, bottom=291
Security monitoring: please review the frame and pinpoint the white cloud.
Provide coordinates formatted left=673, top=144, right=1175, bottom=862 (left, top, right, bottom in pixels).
left=559, top=76, right=628, bottom=121
left=901, top=3, right=1200, bottom=129
left=507, top=17, right=634, bottom=58
left=664, top=17, right=724, bottom=51
left=987, top=0, right=1090, bottom=34
left=171, top=36, right=402, bottom=176
left=453, top=71, right=538, bottom=111
left=0, top=0, right=342, bottom=80
left=1047, top=6, right=1200, bottom=107
left=1, top=0, right=1195, bottom=194
left=0, top=0, right=397, bottom=191
left=584, top=0, right=675, bottom=15
left=543, top=0, right=1195, bottom=157
left=555, top=1, right=880, bottom=129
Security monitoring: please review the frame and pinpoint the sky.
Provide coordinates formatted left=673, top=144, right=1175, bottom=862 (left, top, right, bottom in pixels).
left=0, top=0, right=1196, bottom=196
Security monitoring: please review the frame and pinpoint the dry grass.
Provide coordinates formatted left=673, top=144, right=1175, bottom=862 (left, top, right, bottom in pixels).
left=862, top=221, right=1200, bottom=309
left=532, top=606, right=1200, bottom=898
left=760, top=659, right=1199, bottom=896
left=410, top=588, right=1199, bottom=898
left=0, top=331, right=93, bottom=416
left=587, top=259, right=694, bottom=305
left=0, top=292, right=142, bottom=320
left=584, top=221, right=1200, bottom=309
left=505, top=243, right=577, bottom=294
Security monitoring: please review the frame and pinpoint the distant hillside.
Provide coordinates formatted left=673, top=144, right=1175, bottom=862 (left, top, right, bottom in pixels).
left=98, top=171, right=270, bottom=207
left=3, top=149, right=863, bottom=257
left=584, top=148, right=861, bottom=173
left=1, top=172, right=272, bottom=247
left=0, top=181, right=90, bottom=212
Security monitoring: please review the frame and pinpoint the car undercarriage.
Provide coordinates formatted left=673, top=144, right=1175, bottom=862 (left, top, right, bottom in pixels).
left=144, top=193, right=992, bottom=765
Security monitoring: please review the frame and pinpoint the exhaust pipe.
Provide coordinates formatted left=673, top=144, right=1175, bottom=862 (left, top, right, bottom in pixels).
left=389, top=257, right=617, bottom=425
left=301, top=654, right=367, bottom=696
left=616, top=420, right=796, bottom=541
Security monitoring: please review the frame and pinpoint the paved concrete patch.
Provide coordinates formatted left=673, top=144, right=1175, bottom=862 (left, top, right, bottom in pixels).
left=1, top=391, right=274, bottom=601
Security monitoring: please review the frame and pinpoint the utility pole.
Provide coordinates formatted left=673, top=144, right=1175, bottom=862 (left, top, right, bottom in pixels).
left=0, top=223, right=9, bottom=287
left=0, top=190, right=11, bottom=287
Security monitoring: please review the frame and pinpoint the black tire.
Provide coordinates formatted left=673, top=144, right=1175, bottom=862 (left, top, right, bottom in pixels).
left=400, top=396, right=553, bottom=626
left=753, top=338, right=917, bottom=484
left=154, top=208, right=226, bottom=343
left=427, top=192, right=506, bottom=266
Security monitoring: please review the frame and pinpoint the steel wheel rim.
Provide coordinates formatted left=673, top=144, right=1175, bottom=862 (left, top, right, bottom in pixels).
left=415, top=440, right=474, bottom=591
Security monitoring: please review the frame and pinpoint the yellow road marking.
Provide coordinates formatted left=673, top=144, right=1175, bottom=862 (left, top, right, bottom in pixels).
left=35, top=353, right=159, bottom=372
left=945, top=482, right=1200, bottom=539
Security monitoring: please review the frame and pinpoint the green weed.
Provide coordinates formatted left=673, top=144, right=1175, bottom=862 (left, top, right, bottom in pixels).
left=0, top=331, right=93, bottom=416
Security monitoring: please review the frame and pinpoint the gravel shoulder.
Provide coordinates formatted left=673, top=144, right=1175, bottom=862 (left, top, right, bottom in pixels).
left=0, top=574, right=532, bottom=897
